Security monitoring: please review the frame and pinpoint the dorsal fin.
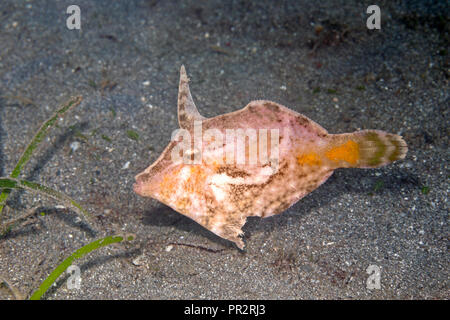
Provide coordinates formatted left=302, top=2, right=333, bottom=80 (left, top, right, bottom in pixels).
left=178, top=65, right=205, bottom=129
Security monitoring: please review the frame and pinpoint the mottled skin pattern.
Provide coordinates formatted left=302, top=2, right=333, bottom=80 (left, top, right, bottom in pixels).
left=134, top=66, right=407, bottom=249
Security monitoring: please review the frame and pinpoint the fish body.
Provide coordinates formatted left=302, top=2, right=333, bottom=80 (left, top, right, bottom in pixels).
left=134, top=66, right=407, bottom=249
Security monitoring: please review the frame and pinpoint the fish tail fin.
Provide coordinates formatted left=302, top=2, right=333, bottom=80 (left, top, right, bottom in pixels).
left=325, top=130, right=407, bottom=169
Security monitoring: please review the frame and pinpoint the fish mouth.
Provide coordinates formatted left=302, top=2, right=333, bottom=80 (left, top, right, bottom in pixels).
left=133, top=172, right=151, bottom=196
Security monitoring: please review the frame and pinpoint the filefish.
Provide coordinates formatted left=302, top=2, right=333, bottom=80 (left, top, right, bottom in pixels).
left=133, top=66, right=407, bottom=249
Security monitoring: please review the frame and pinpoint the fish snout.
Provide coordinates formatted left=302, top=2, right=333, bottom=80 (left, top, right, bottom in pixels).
left=133, top=181, right=142, bottom=195
left=133, top=173, right=149, bottom=196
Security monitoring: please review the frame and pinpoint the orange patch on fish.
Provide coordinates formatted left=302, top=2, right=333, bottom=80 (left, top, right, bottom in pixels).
left=325, top=140, right=360, bottom=165
left=159, top=167, right=182, bottom=201
left=297, top=152, right=322, bottom=166
left=186, top=166, right=207, bottom=193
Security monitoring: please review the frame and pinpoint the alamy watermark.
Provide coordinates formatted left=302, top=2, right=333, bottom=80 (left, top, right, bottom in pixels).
left=66, top=5, right=81, bottom=30
left=67, top=265, right=81, bottom=290
left=366, top=264, right=381, bottom=290
left=170, top=121, right=280, bottom=174
left=367, top=5, right=381, bottom=30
